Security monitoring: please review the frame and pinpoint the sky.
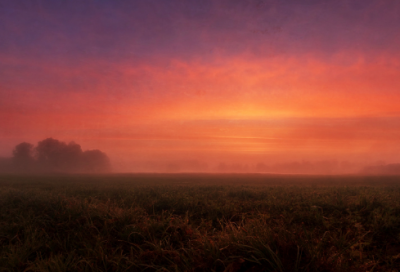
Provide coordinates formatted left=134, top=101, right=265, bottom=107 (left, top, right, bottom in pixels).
left=1, top=0, right=400, bottom=173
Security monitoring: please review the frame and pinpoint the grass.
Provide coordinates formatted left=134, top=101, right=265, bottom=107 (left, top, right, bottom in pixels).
left=0, top=174, right=400, bottom=271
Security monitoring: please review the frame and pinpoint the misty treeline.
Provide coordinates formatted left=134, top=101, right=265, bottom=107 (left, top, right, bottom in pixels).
left=0, top=138, right=111, bottom=173
left=136, top=160, right=400, bottom=175
left=137, top=160, right=360, bottom=174
left=362, top=163, right=400, bottom=175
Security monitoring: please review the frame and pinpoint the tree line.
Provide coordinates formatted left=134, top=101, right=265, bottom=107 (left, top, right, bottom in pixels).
left=2, top=138, right=111, bottom=173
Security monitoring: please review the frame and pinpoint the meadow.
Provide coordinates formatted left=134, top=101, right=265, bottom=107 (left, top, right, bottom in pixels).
left=0, top=174, right=399, bottom=272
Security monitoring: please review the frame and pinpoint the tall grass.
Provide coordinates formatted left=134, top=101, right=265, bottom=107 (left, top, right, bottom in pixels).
left=0, top=174, right=399, bottom=271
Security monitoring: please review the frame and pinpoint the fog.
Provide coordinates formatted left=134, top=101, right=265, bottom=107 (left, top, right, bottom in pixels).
left=1, top=138, right=400, bottom=175
left=113, top=159, right=391, bottom=175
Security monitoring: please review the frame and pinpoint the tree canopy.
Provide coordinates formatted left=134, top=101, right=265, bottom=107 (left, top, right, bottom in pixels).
left=10, top=138, right=111, bottom=173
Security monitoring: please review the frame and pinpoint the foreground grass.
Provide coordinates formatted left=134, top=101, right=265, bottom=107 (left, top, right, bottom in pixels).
left=0, top=174, right=400, bottom=272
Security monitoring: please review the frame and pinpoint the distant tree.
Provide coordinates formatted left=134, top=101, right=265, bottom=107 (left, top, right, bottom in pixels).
left=11, top=138, right=111, bottom=173
left=36, top=138, right=70, bottom=172
left=35, top=138, right=87, bottom=171
left=12, top=142, right=35, bottom=172
left=62, top=141, right=84, bottom=171
left=81, top=150, right=111, bottom=173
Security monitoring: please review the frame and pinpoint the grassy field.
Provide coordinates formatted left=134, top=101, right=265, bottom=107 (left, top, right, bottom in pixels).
left=0, top=174, right=400, bottom=272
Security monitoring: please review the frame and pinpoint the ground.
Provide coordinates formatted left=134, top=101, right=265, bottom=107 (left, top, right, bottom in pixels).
left=0, top=174, right=399, bottom=272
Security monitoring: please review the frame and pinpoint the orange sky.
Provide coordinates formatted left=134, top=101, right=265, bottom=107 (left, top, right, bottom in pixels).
left=1, top=1, right=400, bottom=173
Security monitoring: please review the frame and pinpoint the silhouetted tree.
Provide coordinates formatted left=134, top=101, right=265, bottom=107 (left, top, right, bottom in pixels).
left=81, top=150, right=111, bottom=173
left=36, top=138, right=70, bottom=172
left=12, top=142, right=35, bottom=172
left=10, top=138, right=111, bottom=173
left=62, top=141, right=84, bottom=171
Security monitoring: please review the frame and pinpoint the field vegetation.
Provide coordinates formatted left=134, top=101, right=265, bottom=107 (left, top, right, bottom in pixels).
left=0, top=174, right=400, bottom=272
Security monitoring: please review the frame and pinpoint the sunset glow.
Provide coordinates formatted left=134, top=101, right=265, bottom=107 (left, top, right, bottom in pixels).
left=1, top=0, right=400, bottom=173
